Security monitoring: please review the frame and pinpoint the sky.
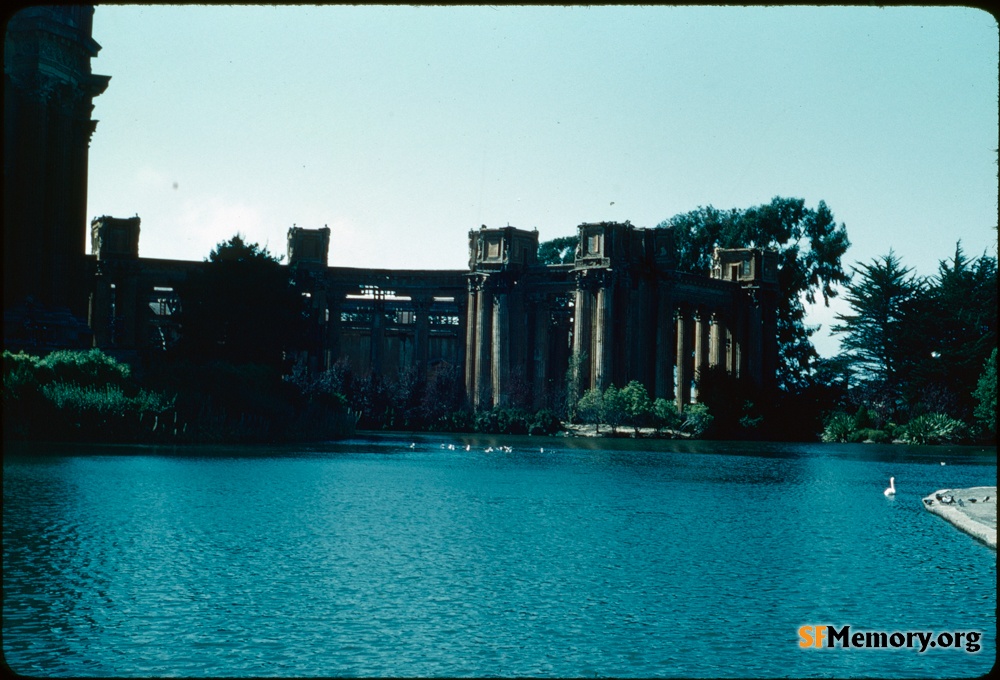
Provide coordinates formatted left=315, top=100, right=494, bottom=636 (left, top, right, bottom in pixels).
left=84, top=5, right=999, bottom=357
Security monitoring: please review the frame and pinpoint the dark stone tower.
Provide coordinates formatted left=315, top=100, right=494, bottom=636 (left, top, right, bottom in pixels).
left=4, top=5, right=110, bottom=349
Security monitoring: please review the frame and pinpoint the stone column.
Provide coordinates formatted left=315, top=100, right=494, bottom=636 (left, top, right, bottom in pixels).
left=675, top=308, right=690, bottom=412
left=326, top=292, right=343, bottom=370
left=474, top=281, right=492, bottom=408
left=762, top=289, right=779, bottom=393
left=89, top=271, right=112, bottom=347
left=572, top=279, right=593, bottom=393
left=492, top=287, right=509, bottom=407
left=654, top=284, right=673, bottom=400
left=414, top=295, right=432, bottom=380
left=747, top=292, right=765, bottom=388
left=631, top=277, right=652, bottom=391
left=370, top=292, right=385, bottom=376
left=120, top=271, right=139, bottom=349
left=593, top=279, right=614, bottom=391
left=532, top=296, right=550, bottom=409
left=728, top=305, right=743, bottom=379
left=709, top=312, right=722, bottom=369
left=464, top=281, right=478, bottom=400
left=693, top=309, right=707, bottom=396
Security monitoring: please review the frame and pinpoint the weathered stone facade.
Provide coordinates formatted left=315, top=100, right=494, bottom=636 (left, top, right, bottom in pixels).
left=4, top=6, right=109, bottom=350
left=3, top=6, right=778, bottom=408
left=86, top=219, right=778, bottom=411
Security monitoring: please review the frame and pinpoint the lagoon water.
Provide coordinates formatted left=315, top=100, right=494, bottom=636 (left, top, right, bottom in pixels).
left=3, top=436, right=996, bottom=677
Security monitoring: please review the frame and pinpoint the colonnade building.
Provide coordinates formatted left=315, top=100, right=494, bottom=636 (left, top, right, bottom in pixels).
left=87, top=218, right=778, bottom=412
left=4, top=6, right=779, bottom=412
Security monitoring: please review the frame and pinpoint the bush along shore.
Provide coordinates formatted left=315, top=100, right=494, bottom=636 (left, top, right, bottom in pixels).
left=2, top=350, right=354, bottom=444
left=4, top=349, right=995, bottom=446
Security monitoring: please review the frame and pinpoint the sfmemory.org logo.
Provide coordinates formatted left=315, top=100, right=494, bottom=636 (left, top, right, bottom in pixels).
left=799, top=625, right=982, bottom=653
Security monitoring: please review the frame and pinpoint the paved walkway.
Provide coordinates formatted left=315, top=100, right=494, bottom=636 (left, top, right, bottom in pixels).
left=922, top=486, right=997, bottom=549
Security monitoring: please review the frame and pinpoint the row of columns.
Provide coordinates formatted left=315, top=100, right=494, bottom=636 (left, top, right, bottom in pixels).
left=466, top=276, right=515, bottom=409
left=301, top=283, right=458, bottom=379
left=573, top=278, right=753, bottom=412
left=466, top=276, right=559, bottom=410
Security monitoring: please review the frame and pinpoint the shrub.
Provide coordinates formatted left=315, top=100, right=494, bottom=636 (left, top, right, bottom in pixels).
left=821, top=413, right=854, bottom=443
left=680, top=403, right=713, bottom=437
left=621, top=381, right=652, bottom=434
left=37, top=348, right=131, bottom=388
left=575, top=388, right=603, bottom=432
left=433, top=409, right=474, bottom=432
left=601, top=385, right=627, bottom=434
left=652, top=397, right=682, bottom=432
left=846, top=428, right=892, bottom=444
left=530, top=409, right=562, bottom=435
left=900, top=413, right=969, bottom=445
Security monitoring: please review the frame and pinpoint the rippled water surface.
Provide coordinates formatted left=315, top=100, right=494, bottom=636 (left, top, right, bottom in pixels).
left=3, top=437, right=996, bottom=677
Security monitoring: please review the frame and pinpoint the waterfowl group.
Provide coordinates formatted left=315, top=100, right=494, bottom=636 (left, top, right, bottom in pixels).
left=417, top=442, right=548, bottom=454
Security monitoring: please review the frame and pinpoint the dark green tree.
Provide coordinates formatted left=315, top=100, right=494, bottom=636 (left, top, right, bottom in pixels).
left=602, top=384, right=627, bottom=434
left=576, top=387, right=603, bottom=432
left=537, top=235, right=577, bottom=264
left=620, top=380, right=653, bottom=434
left=902, top=244, right=997, bottom=420
left=831, top=251, right=925, bottom=390
left=174, top=234, right=304, bottom=369
left=658, top=197, right=850, bottom=391
left=973, top=348, right=997, bottom=438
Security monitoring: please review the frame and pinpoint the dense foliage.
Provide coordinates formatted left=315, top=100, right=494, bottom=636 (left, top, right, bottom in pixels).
left=537, top=236, right=577, bottom=265
left=2, top=348, right=354, bottom=444
left=831, top=244, right=997, bottom=442
left=173, top=234, right=305, bottom=369
left=973, top=349, right=996, bottom=438
left=573, top=381, right=713, bottom=438
left=3, top=349, right=174, bottom=442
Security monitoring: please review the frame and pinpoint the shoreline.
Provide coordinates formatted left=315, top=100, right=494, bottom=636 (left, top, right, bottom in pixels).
left=922, top=486, right=997, bottom=549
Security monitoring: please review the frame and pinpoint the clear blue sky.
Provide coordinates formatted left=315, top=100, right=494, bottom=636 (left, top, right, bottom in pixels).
left=85, top=5, right=998, bottom=357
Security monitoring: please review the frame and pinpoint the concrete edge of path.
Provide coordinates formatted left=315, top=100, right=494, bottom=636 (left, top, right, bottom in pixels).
left=922, top=487, right=997, bottom=550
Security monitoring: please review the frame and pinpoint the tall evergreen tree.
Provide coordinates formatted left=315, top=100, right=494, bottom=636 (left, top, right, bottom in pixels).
left=831, top=251, right=925, bottom=389
left=904, top=244, right=997, bottom=418
left=973, top=348, right=997, bottom=438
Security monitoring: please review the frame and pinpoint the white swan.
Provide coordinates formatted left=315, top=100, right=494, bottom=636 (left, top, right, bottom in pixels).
left=884, top=477, right=896, bottom=497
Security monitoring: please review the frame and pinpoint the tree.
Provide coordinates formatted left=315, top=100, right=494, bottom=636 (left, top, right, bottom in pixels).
left=174, top=234, right=304, bottom=369
left=620, top=380, right=652, bottom=434
left=602, top=384, right=627, bottom=434
left=537, top=236, right=577, bottom=264
left=903, top=244, right=997, bottom=420
left=973, top=348, right=997, bottom=439
left=575, top=387, right=603, bottom=433
left=657, top=197, right=850, bottom=392
left=652, top=397, right=681, bottom=433
left=831, top=251, right=925, bottom=389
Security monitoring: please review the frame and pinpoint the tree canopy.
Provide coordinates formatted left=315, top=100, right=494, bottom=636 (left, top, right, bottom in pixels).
left=834, top=244, right=997, bottom=422
left=537, top=236, right=576, bottom=265
left=174, top=234, right=305, bottom=368
left=831, top=251, right=924, bottom=388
